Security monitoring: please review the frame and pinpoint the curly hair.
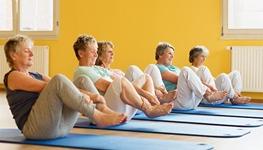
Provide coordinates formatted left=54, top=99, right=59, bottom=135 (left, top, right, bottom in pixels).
left=155, top=42, right=175, bottom=60
left=73, top=34, right=97, bottom=60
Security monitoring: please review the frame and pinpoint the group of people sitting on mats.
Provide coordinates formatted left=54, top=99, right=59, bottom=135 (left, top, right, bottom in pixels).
left=3, top=34, right=251, bottom=140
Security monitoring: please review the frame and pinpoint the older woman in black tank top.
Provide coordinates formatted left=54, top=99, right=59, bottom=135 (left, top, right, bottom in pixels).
left=3, top=35, right=126, bottom=139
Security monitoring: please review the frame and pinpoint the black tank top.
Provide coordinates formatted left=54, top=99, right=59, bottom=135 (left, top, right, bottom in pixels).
left=3, top=70, right=43, bottom=131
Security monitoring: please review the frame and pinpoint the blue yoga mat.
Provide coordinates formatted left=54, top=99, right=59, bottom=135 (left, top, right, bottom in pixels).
left=75, top=118, right=250, bottom=138
left=0, top=129, right=213, bottom=150
left=133, top=113, right=263, bottom=127
left=199, top=103, right=263, bottom=110
left=172, top=107, right=263, bottom=119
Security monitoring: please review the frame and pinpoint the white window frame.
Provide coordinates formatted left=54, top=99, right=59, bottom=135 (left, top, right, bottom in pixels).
left=0, top=0, right=59, bottom=39
left=222, top=0, right=263, bottom=40
left=0, top=0, right=17, bottom=37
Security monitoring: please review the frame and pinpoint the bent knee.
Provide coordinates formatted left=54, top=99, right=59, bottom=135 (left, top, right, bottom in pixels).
left=120, top=76, right=130, bottom=85
left=217, top=73, right=228, bottom=79
left=231, top=70, right=241, bottom=77
left=146, top=64, right=158, bottom=70
left=51, top=74, right=69, bottom=84
left=127, top=65, right=141, bottom=72
left=53, top=74, right=67, bottom=81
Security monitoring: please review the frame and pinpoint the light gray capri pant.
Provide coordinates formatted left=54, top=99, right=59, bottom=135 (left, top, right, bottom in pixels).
left=22, top=74, right=95, bottom=139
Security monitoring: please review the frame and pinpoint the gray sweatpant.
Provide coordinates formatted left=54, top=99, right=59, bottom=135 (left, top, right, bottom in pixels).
left=22, top=74, right=95, bottom=139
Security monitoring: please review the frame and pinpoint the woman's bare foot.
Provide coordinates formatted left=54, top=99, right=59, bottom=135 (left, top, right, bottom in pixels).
left=155, top=89, right=164, bottom=100
left=96, top=103, right=122, bottom=116
left=143, top=91, right=160, bottom=105
left=140, top=97, right=173, bottom=118
left=235, top=92, right=241, bottom=97
left=92, top=110, right=127, bottom=127
left=231, top=96, right=251, bottom=104
left=159, top=90, right=177, bottom=103
left=205, top=91, right=227, bottom=102
left=156, top=86, right=168, bottom=94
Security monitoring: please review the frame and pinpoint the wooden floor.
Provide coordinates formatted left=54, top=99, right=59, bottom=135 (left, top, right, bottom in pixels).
left=0, top=91, right=263, bottom=150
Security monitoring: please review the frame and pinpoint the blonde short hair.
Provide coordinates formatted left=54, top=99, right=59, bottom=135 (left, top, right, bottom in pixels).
left=73, top=34, right=97, bottom=60
left=4, top=34, right=33, bottom=67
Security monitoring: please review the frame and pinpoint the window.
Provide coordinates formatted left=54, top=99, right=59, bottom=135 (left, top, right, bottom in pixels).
left=222, top=0, right=263, bottom=39
left=0, top=0, right=59, bottom=39
left=0, top=0, right=13, bottom=31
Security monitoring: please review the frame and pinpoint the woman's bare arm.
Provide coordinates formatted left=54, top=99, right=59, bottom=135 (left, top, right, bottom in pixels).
left=42, top=75, right=51, bottom=82
left=8, top=71, right=47, bottom=92
left=161, top=71, right=179, bottom=83
left=79, top=89, right=106, bottom=104
left=94, top=78, right=112, bottom=93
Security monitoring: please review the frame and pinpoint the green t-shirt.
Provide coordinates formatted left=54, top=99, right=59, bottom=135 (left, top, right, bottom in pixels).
left=73, top=66, right=112, bottom=84
left=156, top=64, right=181, bottom=91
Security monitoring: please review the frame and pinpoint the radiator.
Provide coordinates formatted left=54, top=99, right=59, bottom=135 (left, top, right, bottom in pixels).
left=0, top=46, right=49, bottom=84
left=231, top=46, right=263, bottom=92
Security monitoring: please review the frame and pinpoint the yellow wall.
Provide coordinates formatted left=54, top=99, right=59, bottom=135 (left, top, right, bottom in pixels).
left=1, top=0, right=263, bottom=99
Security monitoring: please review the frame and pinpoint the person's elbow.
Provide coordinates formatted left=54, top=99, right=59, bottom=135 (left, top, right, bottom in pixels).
left=162, top=72, right=178, bottom=83
left=35, top=82, right=48, bottom=92
left=95, top=79, right=111, bottom=92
